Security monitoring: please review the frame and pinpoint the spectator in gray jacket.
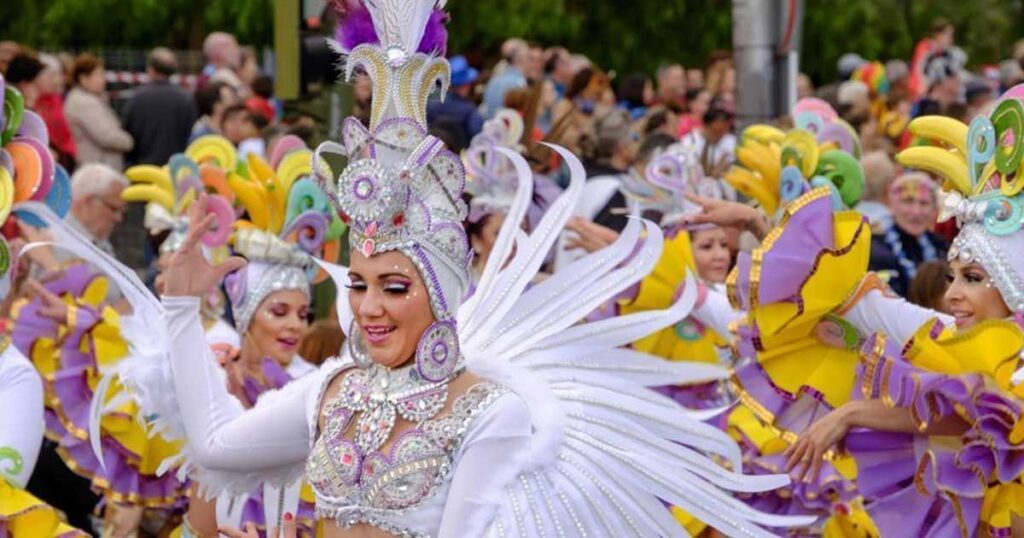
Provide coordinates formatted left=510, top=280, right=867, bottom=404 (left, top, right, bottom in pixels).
left=64, top=53, right=133, bottom=170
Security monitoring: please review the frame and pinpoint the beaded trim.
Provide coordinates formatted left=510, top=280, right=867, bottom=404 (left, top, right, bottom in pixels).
left=949, top=223, right=1024, bottom=312
left=232, top=264, right=310, bottom=334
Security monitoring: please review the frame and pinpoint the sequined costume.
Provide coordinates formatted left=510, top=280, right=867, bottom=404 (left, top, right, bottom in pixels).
left=34, top=2, right=818, bottom=537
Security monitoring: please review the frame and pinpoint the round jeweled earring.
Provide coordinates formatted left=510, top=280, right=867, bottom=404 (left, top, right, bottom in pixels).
left=347, top=320, right=372, bottom=368
left=415, top=320, right=460, bottom=382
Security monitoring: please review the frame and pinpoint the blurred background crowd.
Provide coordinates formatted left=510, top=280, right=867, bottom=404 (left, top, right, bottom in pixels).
left=0, top=2, right=1015, bottom=322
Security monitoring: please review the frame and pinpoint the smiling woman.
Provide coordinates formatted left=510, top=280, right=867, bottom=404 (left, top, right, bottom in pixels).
left=868, top=172, right=946, bottom=296
left=345, top=250, right=434, bottom=369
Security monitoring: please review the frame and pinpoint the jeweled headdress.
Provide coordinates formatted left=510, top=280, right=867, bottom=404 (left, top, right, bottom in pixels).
left=218, top=136, right=344, bottom=332
left=315, top=0, right=469, bottom=322
left=620, top=140, right=724, bottom=227
left=898, top=85, right=1024, bottom=311
left=725, top=98, right=865, bottom=216
left=0, top=75, right=72, bottom=297
left=463, top=108, right=524, bottom=222
left=123, top=136, right=237, bottom=257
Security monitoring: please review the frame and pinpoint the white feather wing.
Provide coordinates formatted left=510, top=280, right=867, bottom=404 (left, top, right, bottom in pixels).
left=455, top=150, right=814, bottom=537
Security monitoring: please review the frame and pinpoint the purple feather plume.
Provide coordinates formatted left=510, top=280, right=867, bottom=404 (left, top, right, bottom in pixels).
left=334, top=0, right=379, bottom=52
left=418, top=8, right=449, bottom=56
left=333, top=0, right=448, bottom=55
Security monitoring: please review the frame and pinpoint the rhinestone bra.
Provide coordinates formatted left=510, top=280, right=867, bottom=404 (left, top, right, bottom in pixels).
left=306, top=365, right=507, bottom=531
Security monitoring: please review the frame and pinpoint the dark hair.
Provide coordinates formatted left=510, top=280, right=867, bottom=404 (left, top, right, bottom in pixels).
left=544, top=48, right=566, bottom=75
left=4, top=53, right=44, bottom=84
left=930, top=18, right=953, bottom=36
left=661, top=99, right=684, bottom=115
left=618, top=73, right=649, bottom=108
left=907, top=260, right=949, bottom=311
left=71, top=53, right=102, bottom=86
left=644, top=109, right=672, bottom=135
left=222, top=103, right=251, bottom=123
left=565, top=67, right=594, bottom=100
left=147, top=51, right=177, bottom=78
left=635, top=133, right=677, bottom=166
left=685, top=87, right=704, bottom=103
left=702, top=100, right=733, bottom=124
left=252, top=75, right=274, bottom=99
left=195, top=80, right=230, bottom=116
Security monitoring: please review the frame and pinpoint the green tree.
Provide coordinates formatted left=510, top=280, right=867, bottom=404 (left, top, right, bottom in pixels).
left=0, top=0, right=271, bottom=50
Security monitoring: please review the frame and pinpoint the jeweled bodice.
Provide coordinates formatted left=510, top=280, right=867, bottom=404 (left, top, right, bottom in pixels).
left=306, top=364, right=506, bottom=532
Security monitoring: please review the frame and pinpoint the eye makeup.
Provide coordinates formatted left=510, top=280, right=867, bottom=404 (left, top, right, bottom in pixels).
left=383, top=280, right=412, bottom=294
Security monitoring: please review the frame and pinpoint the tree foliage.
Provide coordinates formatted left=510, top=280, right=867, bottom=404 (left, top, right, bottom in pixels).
left=0, top=0, right=271, bottom=50
left=2, top=0, right=1022, bottom=84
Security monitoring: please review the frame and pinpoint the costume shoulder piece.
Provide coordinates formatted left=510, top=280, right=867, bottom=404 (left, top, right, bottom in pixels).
left=724, top=100, right=872, bottom=437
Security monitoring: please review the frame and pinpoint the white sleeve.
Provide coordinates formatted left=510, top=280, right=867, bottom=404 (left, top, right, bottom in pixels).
left=0, top=347, right=44, bottom=488
left=437, top=392, right=533, bottom=538
left=164, top=296, right=313, bottom=474
left=841, top=289, right=954, bottom=344
left=692, top=286, right=744, bottom=338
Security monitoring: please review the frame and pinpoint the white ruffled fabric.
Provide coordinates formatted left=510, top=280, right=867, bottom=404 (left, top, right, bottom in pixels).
left=0, top=345, right=44, bottom=488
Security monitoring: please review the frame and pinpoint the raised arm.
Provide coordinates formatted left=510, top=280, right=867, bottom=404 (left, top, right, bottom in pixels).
left=163, top=296, right=315, bottom=472
left=691, top=284, right=744, bottom=338
left=160, top=195, right=313, bottom=476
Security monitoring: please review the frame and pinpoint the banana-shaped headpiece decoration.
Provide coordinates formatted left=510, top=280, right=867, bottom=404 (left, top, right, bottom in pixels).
left=123, top=135, right=237, bottom=255
left=225, top=135, right=344, bottom=283
left=897, top=85, right=1024, bottom=235
left=725, top=98, right=865, bottom=216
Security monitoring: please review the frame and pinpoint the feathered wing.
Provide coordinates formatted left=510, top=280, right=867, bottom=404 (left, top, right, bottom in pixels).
left=458, top=150, right=814, bottom=537
left=15, top=202, right=314, bottom=497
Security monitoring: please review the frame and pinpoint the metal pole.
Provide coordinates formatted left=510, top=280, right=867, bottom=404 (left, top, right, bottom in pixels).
left=732, top=0, right=804, bottom=127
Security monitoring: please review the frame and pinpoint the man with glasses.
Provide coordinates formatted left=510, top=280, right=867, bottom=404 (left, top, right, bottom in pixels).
left=52, top=163, right=130, bottom=306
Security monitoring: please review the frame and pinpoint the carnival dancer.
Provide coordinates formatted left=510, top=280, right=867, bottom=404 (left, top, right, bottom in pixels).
left=31, top=2, right=817, bottom=537
left=690, top=87, right=1024, bottom=536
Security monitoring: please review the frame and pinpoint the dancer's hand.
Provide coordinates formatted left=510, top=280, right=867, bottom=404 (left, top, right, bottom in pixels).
left=16, top=221, right=60, bottom=272
left=683, top=193, right=771, bottom=240
left=220, top=513, right=297, bottom=538
left=564, top=217, right=619, bottom=252
left=162, top=194, right=246, bottom=298
left=213, top=343, right=251, bottom=407
left=783, top=407, right=851, bottom=483
left=105, top=503, right=143, bottom=538
left=27, top=280, right=69, bottom=324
